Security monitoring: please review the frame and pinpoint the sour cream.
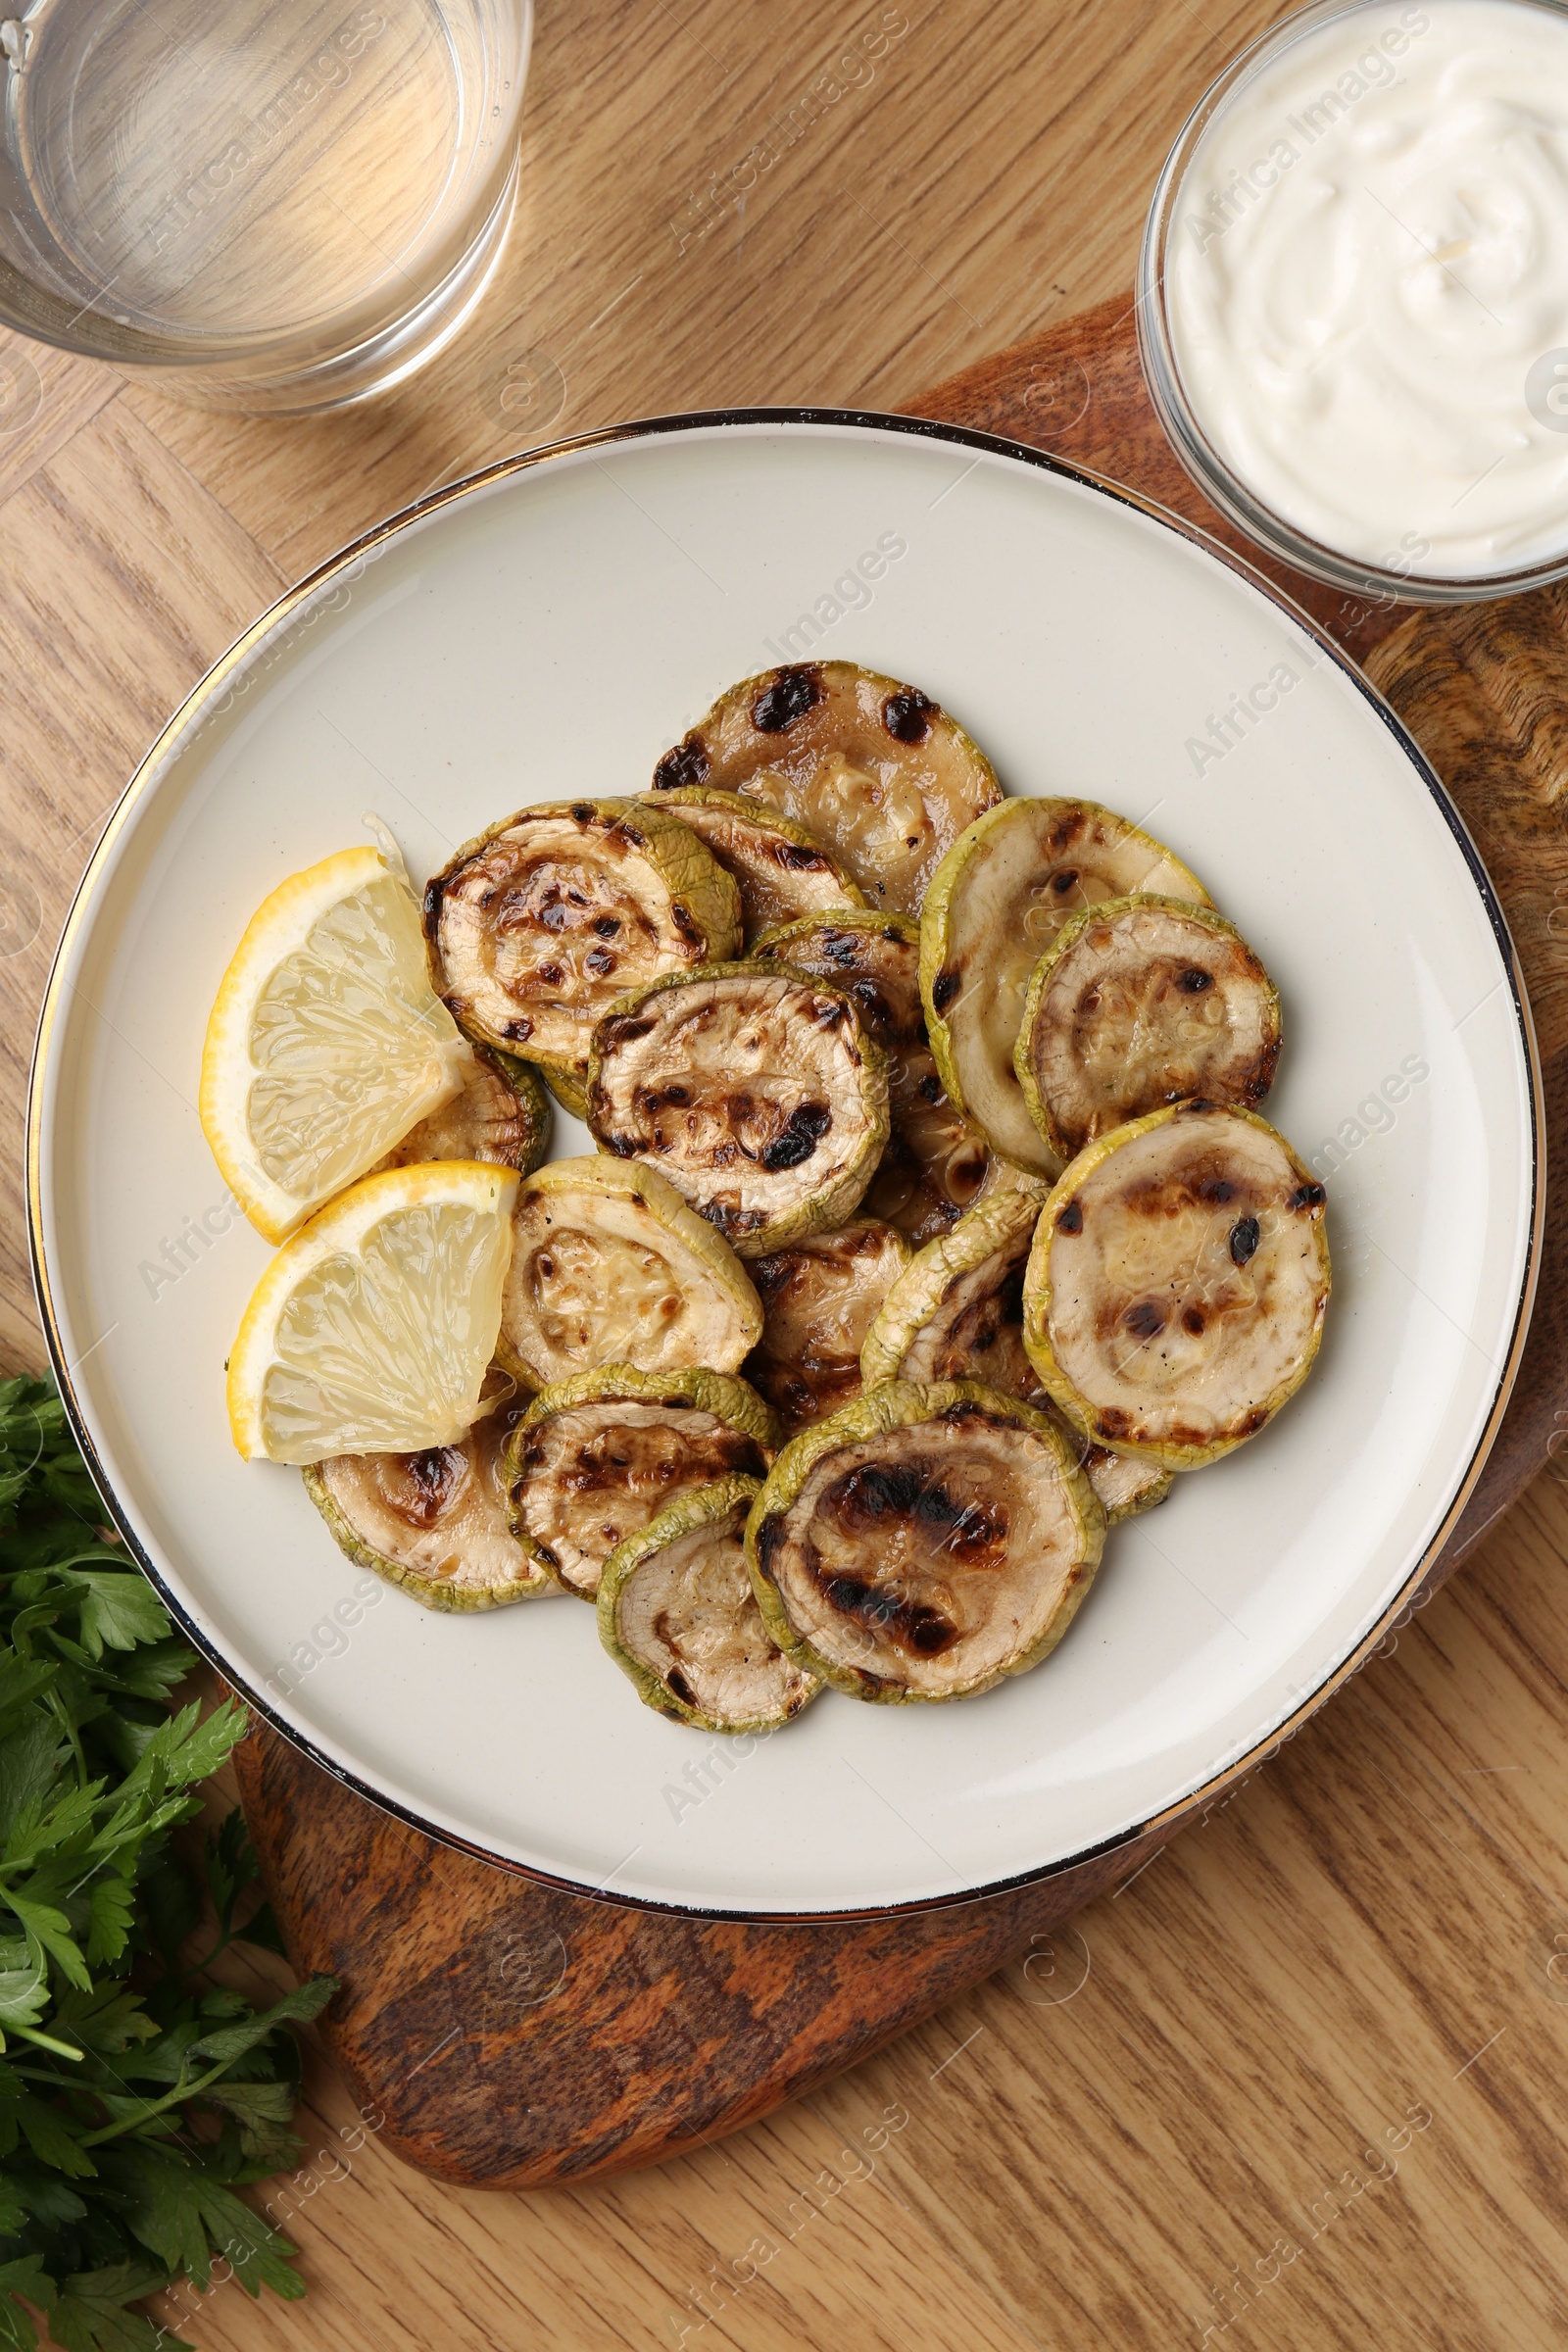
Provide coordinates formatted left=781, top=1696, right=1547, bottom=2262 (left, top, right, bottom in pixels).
left=1164, top=0, right=1568, bottom=577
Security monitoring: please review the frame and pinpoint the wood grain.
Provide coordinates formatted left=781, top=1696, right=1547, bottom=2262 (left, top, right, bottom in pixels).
left=232, top=1724, right=1165, bottom=2191
left=4, top=0, right=1568, bottom=2342
left=173, top=1477, right=1568, bottom=2352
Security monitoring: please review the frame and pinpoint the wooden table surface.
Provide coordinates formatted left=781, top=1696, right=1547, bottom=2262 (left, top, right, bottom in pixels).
left=5, top=1, right=1568, bottom=2345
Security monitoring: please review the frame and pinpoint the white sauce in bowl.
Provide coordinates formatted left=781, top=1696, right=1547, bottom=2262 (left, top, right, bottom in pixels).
left=1166, top=0, right=1568, bottom=577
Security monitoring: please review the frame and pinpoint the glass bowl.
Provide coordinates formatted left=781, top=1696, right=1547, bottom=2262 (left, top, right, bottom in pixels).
left=1137, top=0, right=1568, bottom=607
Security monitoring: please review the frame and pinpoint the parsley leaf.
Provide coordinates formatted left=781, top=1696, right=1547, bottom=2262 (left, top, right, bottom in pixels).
left=0, top=1378, right=338, bottom=2352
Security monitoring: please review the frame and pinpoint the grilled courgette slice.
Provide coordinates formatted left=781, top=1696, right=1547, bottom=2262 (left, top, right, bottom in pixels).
left=859, top=1180, right=1049, bottom=1402
left=376, top=1042, right=551, bottom=1175
left=586, top=962, right=888, bottom=1256
left=499, top=1156, right=761, bottom=1388
left=598, top=1475, right=821, bottom=1733
left=423, top=799, right=742, bottom=1098
left=922, top=799, right=1211, bottom=1173
left=747, top=1381, right=1105, bottom=1703
left=539, top=1062, right=591, bottom=1122
left=652, top=662, right=1003, bottom=916
left=504, top=1364, right=779, bottom=1599
left=1023, top=1100, right=1331, bottom=1468
left=1015, top=896, right=1282, bottom=1159
left=745, top=1218, right=911, bottom=1435
left=1026, top=1393, right=1174, bottom=1523
left=642, top=786, right=867, bottom=946
left=1079, top=1438, right=1174, bottom=1524
left=753, top=909, right=990, bottom=1244
left=858, top=1176, right=1181, bottom=1522
left=304, top=1396, right=552, bottom=1610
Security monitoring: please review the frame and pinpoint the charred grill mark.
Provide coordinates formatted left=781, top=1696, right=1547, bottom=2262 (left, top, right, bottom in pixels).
left=598, top=1013, right=656, bottom=1048
left=1182, top=1306, right=1206, bottom=1336
left=1046, top=809, right=1090, bottom=856
left=761, top=1101, right=832, bottom=1170
left=653, top=734, right=711, bottom=791
left=501, top=1017, right=534, bottom=1042
left=1292, top=1181, right=1327, bottom=1211
left=773, top=840, right=831, bottom=871
left=849, top=977, right=896, bottom=1037
left=881, top=687, right=937, bottom=744
left=1235, top=1406, right=1269, bottom=1438
left=561, top=1447, right=636, bottom=1494
left=822, top=1461, right=919, bottom=1523
left=820, top=1460, right=1005, bottom=1560
left=748, top=1253, right=795, bottom=1303
left=710, top=1202, right=768, bottom=1233
left=630, top=1078, right=692, bottom=1133
left=593, top=914, right=622, bottom=937
left=1123, top=1298, right=1166, bottom=1341
left=584, top=948, right=617, bottom=977
left=1051, top=867, right=1080, bottom=896
left=1229, top=1214, right=1261, bottom=1265
left=421, top=878, right=444, bottom=937
left=931, top=967, right=960, bottom=1013
left=1056, top=1199, right=1083, bottom=1234
left=393, top=1447, right=464, bottom=1527
left=752, top=665, right=823, bottom=732
left=553, top=1426, right=760, bottom=1497
left=750, top=1362, right=821, bottom=1428
left=755, top=1514, right=786, bottom=1578
left=569, top=802, right=595, bottom=824
left=1198, top=1175, right=1237, bottom=1204
left=1097, top=1407, right=1133, bottom=1440
left=817, top=1573, right=958, bottom=1656
left=1178, top=967, right=1213, bottom=994
left=669, top=901, right=703, bottom=945
left=665, top=1664, right=697, bottom=1709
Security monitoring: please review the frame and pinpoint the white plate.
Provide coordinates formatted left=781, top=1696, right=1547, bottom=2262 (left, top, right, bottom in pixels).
left=29, top=415, right=1541, bottom=1919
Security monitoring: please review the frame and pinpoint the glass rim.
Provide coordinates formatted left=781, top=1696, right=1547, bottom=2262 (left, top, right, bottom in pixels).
left=0, top=0, right=533, bottom=387
left=1136, top=0, right=1568, bottom=609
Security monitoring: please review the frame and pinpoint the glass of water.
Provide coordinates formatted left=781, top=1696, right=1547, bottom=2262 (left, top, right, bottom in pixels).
left=0, top=0, right=532, bottom=412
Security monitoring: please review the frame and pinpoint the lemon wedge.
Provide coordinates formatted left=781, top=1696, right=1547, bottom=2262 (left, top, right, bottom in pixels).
left=201, top=845, right=470, bottom=1243
left=226, top=1161, right=518, bottom=1463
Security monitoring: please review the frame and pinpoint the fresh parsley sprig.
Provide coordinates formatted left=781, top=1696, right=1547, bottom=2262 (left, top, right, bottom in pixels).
left=0, top=1376, right=338, bottom=2352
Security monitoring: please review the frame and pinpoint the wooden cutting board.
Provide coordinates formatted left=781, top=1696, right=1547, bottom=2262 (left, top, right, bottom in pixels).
left=235, top=292, right=1568, bottom=2192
